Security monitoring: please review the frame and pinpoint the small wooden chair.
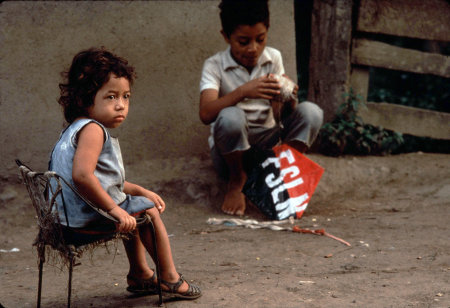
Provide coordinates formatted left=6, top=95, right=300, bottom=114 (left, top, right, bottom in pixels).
left=16, top=160, right=163, bottom=307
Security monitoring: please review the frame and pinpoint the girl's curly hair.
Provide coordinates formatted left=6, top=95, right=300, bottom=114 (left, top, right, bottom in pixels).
left=58, top=47, right=136, bottom=123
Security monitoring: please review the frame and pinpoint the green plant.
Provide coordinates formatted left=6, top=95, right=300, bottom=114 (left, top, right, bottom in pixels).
left=318, top=90, right=404, bottom=156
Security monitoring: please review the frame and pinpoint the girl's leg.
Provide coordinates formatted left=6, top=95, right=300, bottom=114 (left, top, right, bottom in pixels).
left=122, top=231, right=156, bottom=283
left=138, top=207, right=189, bottom=293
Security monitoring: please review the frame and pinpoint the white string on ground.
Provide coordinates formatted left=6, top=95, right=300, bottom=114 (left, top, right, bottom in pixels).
left=206, top=217, right=352, bottom=247
left=206, top=217, right=293, bottom=231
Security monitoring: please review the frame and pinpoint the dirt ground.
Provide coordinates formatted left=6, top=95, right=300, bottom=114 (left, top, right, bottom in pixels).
left=0, top=152, right=449, bottom=308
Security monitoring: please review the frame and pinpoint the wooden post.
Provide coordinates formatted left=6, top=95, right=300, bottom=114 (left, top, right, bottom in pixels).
left=307, top=0, right=353, bottom=122
left=350, top=66, right=370, bottom=102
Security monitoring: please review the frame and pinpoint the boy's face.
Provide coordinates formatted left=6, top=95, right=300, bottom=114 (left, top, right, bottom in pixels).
left=222, top=22, right=268, bottom=71
left=88, top=74, right=131, bottom=129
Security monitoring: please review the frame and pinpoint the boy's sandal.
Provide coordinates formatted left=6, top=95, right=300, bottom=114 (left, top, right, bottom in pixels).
left=160, top=273, right=202, bottom=300
left=126, top=271, right=158, bottom=295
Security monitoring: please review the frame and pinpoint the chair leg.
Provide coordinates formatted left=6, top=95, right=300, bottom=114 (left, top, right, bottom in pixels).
left=67, top=255, right=74, bottom=308
left=37, top=244, right=46, bottom=308
left=149, top=221, right=163, bottom=306
left=37, top=257, right=44, bottom=308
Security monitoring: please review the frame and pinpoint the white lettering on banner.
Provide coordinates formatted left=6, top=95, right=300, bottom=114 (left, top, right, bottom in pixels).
left=279, top=149, right=295, bottom=164
left=265, top=166, right=300, bottom=188
left=261, top=149, right=308, bottom=218
left=275, top=193, right=309, bottom=220
left=265, top=173, right=283, bottom=188
left=261, top=149, right=295, bottom=169
left=271, top=177, right=304, bottom=203
left=262, top=157, right=280, bottom=169
left=296, top=201, right=309, bottom=212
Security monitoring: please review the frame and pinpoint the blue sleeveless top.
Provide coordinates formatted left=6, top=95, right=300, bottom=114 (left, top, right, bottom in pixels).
left=49, top=119, right=153, bottom=227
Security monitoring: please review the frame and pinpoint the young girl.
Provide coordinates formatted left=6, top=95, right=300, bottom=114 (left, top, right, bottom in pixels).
left=49, top=47, right=201, bottom=300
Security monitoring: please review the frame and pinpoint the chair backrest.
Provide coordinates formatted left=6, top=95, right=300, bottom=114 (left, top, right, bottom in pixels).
left=16, top=160, right=70, bottom=254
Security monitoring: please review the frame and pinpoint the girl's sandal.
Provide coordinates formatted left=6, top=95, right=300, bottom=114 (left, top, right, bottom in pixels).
left=160, top=274, right=202, bottom=300
left=126, top=271, right=158, bottom=295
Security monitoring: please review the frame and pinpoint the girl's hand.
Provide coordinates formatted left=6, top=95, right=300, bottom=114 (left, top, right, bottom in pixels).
left=123, top=181, right=166, bottom=214
left=109, top=206, right=137, bottom=233
left=144, top=191, right=166, bottom=214
left=239, top=75, right=281, bottom=100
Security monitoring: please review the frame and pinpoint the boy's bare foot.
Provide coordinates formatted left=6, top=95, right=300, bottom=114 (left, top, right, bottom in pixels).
left=221, top=183, right=246, bottom=216
left=222, top=150, right=247, bottom=216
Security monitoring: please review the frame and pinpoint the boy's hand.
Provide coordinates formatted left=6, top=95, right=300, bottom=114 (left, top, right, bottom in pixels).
left=109, top=206, right=137, bottom=233
left=240, top=76, right=281, bottom=100
left=281, top=74, right=299, bottom=98
left=284, top=74, right=299, bottom=111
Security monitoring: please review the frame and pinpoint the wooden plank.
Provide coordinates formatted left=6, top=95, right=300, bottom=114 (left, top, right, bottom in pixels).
left=358, top=0, right=450, bottom=41
left=351, top=39, right=450, bottom=78
left=359, top=102, right=450, bottom=140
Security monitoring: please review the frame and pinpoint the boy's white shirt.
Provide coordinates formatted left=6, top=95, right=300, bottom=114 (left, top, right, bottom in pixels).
left=200, top=46, right=285, bottom=149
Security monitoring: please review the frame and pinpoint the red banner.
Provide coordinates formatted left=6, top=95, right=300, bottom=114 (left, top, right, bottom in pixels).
left=244, top=144, right=324, bottom=220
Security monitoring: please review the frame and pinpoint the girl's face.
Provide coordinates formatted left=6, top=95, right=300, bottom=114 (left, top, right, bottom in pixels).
left=222, top=22, right=268, bottom=73
left=88, top=74, right=131, bottom=128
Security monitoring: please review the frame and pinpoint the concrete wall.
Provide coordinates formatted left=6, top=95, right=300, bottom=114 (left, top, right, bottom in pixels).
left=0, top=0, right=296, bottom=179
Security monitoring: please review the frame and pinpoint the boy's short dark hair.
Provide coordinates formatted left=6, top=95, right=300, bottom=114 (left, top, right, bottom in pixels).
left=58, top=47, right=135, bottom=123
left=219, top=0, right=270, bottom=37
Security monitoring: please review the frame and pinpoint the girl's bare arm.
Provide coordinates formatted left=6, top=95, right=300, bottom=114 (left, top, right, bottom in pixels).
left=124, top=181, right=166, bottom=213
left=72, top=123, right=136, bottom=232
